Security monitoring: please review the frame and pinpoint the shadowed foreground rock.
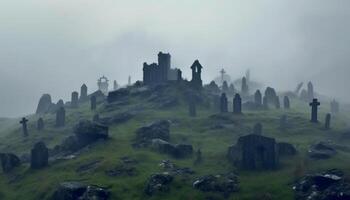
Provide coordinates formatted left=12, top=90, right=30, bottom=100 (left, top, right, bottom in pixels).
left=51, top=181, right=110, bottom=200
left=294, top=169, right=350, bottom=200
left=145, top=173, right=174, bottom=196
left=193, top=172, right=239, bottom=197
left=0, top=153, right=21, bottom=173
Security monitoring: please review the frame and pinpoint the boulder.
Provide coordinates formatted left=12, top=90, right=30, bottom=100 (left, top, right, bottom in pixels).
left=193, top=172, right=239, bottom=197
left=51, top=181, right=110, bottom=200
left=31, top=142, right=49, bottom=169
left=278, top=142, right=297, bottom=156
left=294, top=169, right=350, bottom=200
left=136, top=120, right=170, bottom=142
left=309, top=142, right=337, bottom=159
left=0, top=153, right=21, bottom=173
left=144, top=173, right=174, bottom=196
left=73, top=120, right=109, bottom=147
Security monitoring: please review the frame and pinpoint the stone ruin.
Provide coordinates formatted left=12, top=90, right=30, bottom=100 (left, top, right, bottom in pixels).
left=98, top=76, right=109, bottom=95
left=143, top=52, right=182, bottom=86
left=228, top=134, right=279, bottom=170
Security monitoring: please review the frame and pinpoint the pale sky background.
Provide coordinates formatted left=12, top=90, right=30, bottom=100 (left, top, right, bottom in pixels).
left=0, top=0, right=349, bottom=117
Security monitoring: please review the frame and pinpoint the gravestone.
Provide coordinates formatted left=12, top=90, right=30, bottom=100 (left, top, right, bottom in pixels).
left=233, top=94, right=242, bottom=114
left=263, top=96, right=268, bottom=109
left=241, top=77, right=249, bottom=96
left=279, top=115, right=288, bottom=130
left=264, top=87, right=277, bottom=103
left=37, top=118, right=44, bottom=131
left=31, top=142, right=48, bottom=169
left=189, top=101, right=197, bottom=117
left=56, top=107, right=65, bottom=127
left=20, top=117, right=28, bottom=137
left=71, top=91, right=79, bottom=108
left=275, top=96, right=281, bottom=109
left=253, top=123, right=262, bottom=135
left=220, top=93, right=228, bottom=113
left=307, top=81, right=314, bottom=101
left=254, top=90, right=262, bottom=107
left=90, top=96, right=97, bottom=110
left=283, top=96, right=290, bottom=109
left=309, top=98, right=320, bottom=123
left=80, top=84, right=88, bottom=101
left=325, top=113, right=331, bottom=130
left=56, top=99, right=64, bottom=108
left=330, top=100, right=339, bottom=114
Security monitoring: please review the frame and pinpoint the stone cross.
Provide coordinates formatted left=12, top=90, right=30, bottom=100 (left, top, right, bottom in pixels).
left=37, top=118, right=44, bottom=131
left=220, top=93, right=228, bottom=113
left=325, top=113, right=331, bottom=130
left=233, top=94, right=242, bottom=114
left=91, top=96, right=97, bottom=110
left=20, top=117, right=28, bottom=137
left=309, top=98, right=320, bottom=123
left=220, top=68, right=226, bottom=83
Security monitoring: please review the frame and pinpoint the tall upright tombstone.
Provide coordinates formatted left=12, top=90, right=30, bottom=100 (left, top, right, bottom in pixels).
left=233, top=94, right=242, bottom=114
left=31, top=142, right=48, bottom=169
left=56, top=107, right=65, bottom=127
left=37, top=118, right=44, bottom=131
left=20, top=117, right=29, bottom=137
left=307, top=81, right=314, bottom=101
left=325, top=113, right=331, bottom=130
left=71, top=91, right=79, bottom=108
left=283, top=96, right=290, bottom=109
left=254, top=90, right=262, bottom=107
left=91, top=96, right=97, bottom=111
left=220, top=93, right=228, bottom=113
left=80, top=84, right=88, bottom=101
left=309, top=98, right=320, bottom=123
left=241, top=77, right=249, bottom=96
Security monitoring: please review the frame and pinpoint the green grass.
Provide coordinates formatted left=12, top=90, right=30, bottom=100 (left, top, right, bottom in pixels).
left=0, top=85, right=349, bottom=200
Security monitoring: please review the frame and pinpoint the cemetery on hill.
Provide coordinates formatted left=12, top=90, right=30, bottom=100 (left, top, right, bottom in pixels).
left=0, top=51, right=350, bottom=200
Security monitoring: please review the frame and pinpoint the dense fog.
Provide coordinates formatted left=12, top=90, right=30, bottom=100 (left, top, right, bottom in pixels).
left=0, top=0, right=349, bottom=117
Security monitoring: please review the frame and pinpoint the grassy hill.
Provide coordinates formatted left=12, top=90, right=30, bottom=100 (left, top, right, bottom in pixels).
left=0, top=83, right=349, bottom=200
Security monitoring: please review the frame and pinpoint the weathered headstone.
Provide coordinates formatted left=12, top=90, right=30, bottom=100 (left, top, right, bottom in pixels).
left=241, top=77, right=249, bottom=96
left=31, top=142, right=48, bottom=169
left=254, top=90, right=262, bottom=107
left=309, top=98, right=320, bottom=123
left=307, top=81, right=314, bottom=101
left=330, top=100, right=339, bottom=114
left=283, top=96, right=290, bottom=109
left=263, top=96, right=268, bottom=109
left=265, top=87, right=277, bottom=103
left=253, top=123, right=262, bottom=135
left=189, top=101, right=197, bottom=117
left=275, top=96, right=281, bottom=109
left=90, top=96, right=97, bottom=110
left=37, top=118, right=44, bottom=131
left=233, top=94, right=242, bottom=114
left=80, top=84, right=88, bottom=101
left=220, top=93, right=228, bottom=113
left=20, top=117, right=28, bottom=137
left=325, top=113, right=331, bottom=130
left=71, top=91, right=79, bottom=108
left=56, top=107, right=65, bottom=127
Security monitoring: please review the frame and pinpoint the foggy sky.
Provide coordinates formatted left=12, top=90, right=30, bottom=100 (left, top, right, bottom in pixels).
left=1, top=0, right=350, bottom=117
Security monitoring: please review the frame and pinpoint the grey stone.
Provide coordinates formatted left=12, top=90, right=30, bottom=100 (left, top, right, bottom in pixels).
left=36, top=94, right=53, bottom=114
left=31, top=141, right=48, bottom=169
left=51, top=181, right=110, bottom=200
left=56, top=107, right=65, bottom=127
left=144, top=173, right=174, bottom=196
left=0, top=153, right=21, bottom=173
